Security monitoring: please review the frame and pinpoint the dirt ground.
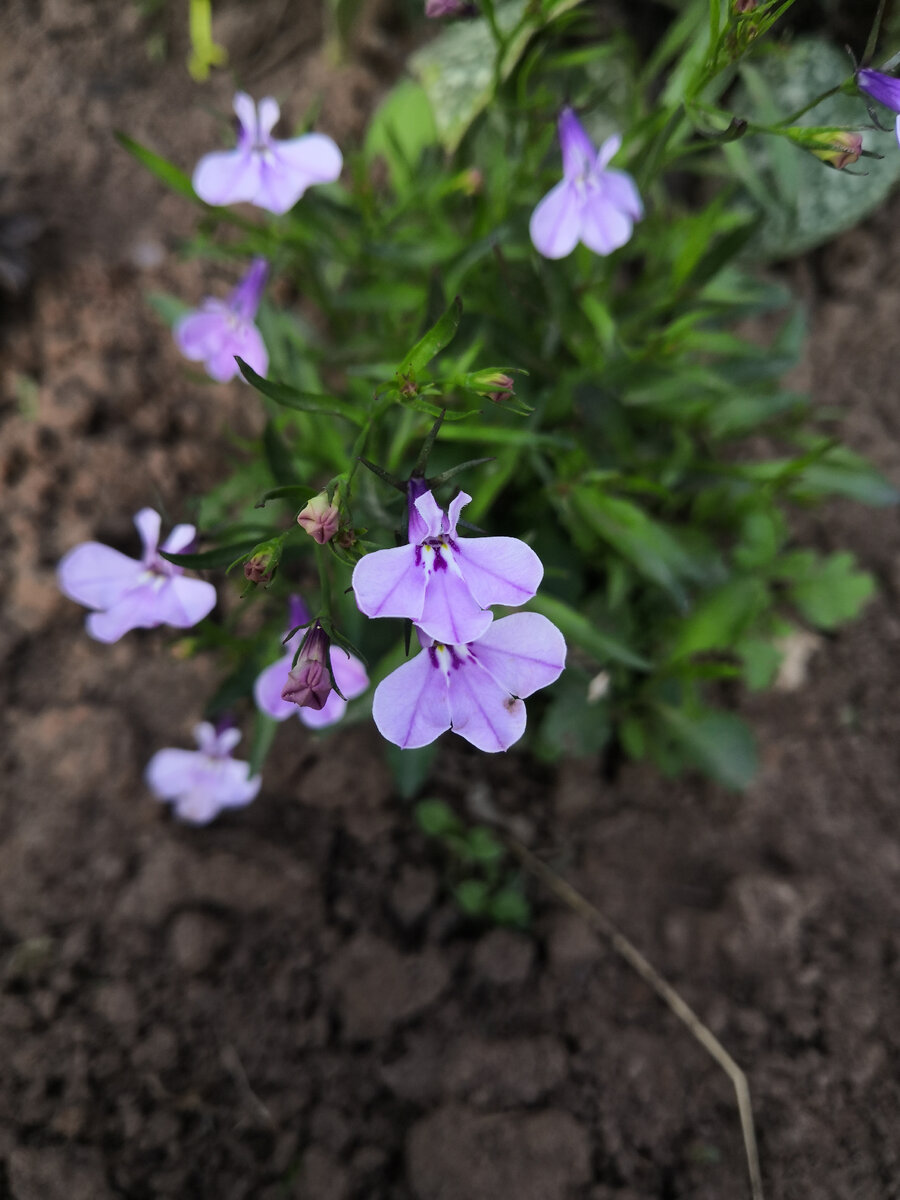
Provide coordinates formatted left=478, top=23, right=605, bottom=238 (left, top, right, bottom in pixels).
left=1, top=2, right=899, bottom=1198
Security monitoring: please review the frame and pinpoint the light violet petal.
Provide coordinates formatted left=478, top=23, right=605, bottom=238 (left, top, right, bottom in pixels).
left=413, top=490, right=445, bottom=540
left=597, top=132, right=622, bottom=170
left=447, top=660, right=526, bottom=753
left=579, top=195, right=633, bottom=256
left=330, top=648, right=369, bottom=700
left=152, top=576, right=217, bottom=629
left=470, top=612, right=566, bottom=698
left=174, top=310, right=229, bottom=362
left=193, top=721, right=218, bottom=752
left=373, top=650, right=450, bottom=749
left=233, top=91, right=258, bottom=137
left=456, top=536, right=543, bottom=608
left=299, top=691, right=347, bottom=729
left=134, top=508, right=162, bottom=557
left=601, top=168, right=643, bottom=220
left=529, top=179, right=583, bottom=260
left=57, top=542, right=142, bottom=610
left=558, top=107, right=596, bottom=178
left=232, top=320, right=269, bottom=380
left=253, top=654, right=296, bottom=721
left=193, top=147, right=261, bottom=207
left=86, top=587, right=163, bottom=642
left=171, top=759, right=261, bottom=824
left=418, top=555, right=493, bottom=645
left=446, top=490, right=470, bottom=535
left=161, top=523, right=197, bottom=555
left=205, top=341, right=243, bottom=382
left=229, top=257, right=268, bottom=320
left=352, top=544, right=425, bottom=621
left=272, top=132, right=343, bottom=186
left=253, top=158, right=308, bottom=215
left=896, top=112, right=900, bottom=148
left=145, top=748, right=208, bottom=799
left=215, top=727, right=243, bottom=755
left=257, top=96, right=280, bottom=140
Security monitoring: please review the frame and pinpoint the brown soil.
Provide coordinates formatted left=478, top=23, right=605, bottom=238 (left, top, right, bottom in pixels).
left=2, top=3, right=899, bottom=1198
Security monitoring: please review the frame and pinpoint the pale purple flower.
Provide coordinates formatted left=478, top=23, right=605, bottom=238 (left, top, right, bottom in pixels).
left=254, top=599, right=369, bottom=730
left=530, top=107, right=643, bottom=260
left=857, top=69, right=900, bottom=146
left=145, top=722, right=261, bottom=825
left=174, top=257, right=269, bottom=383
left=193, top=92, right=343, bottom=214
left=373, top=613, right=566, bottom=753
left=351, top=486, right=543, bottom=646
left=57, top=508, right=216, bottom=644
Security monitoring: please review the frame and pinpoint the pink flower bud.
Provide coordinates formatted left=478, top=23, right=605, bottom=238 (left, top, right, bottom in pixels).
left=812, top=131, right=863, bottom=170
left=297, top=490, right=340, bottom=545
left=242, top=538, right=281, bottom=585
left=425, top=0, right=470, bottom=16
left=281, top=621, right=332, bottom=710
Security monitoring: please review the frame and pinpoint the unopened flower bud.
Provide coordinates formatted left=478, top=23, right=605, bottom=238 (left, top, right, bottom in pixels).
left=464, top=368, right=517, bottom=403
left=297, top=490, right=340, bottom=545
left=811, top=131, right=863, bottom=170
left=786, top=127, right=864, bottom=170
left=733, top=0, right=757, bottom=12
left=243, top=539, right=281, bottom=584
left=281, top=620, right=332, bottom=710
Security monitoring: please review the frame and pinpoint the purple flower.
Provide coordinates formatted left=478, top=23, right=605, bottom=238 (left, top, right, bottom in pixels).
left=857, top=69, right=900, bottom=146
left=372, top=613, right=566, bottom=753
left=530, top=108, right=643, bottom=260
left=351, top=487, right=543, bottom=646
left=254, top=601, right=369, bottom=730
left=193, top=92, right=343, bottom=214
left=57, top=508, right=217, bottom=643
left=145, top=722, right=261, bottom=825
left=174, top=257, right=269, bottom=383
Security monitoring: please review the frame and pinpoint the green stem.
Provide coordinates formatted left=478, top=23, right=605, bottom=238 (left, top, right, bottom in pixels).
left=864, top=0, right=889, bottom=65
left=315, top=542, right=334, bottom=619
left=778, top=82, right=845, bottom=126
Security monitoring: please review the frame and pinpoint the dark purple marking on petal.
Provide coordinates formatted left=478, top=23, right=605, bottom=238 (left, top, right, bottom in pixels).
left=428, top=645, right=440, bottom=669
left=415, top=544, right=423, bottom=568
left=432, top=546, right=447, bottom=571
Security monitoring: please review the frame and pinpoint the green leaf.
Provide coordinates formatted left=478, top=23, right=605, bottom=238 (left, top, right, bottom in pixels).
left=797, top=454, right=900, bottom=506
left=364, top=80, right=439, bottom=192
left=455, top=878, right=491, bottom=916
left=528, top=593, right=651, bottom=670
left=386, top=743, right=438, bottom=801
left=537, top=669, right=612, bottom=760
left=489, top=887, right=531, bottom=928
left=415, top=798, right=461, bottom=838
left=160, top=541, right=262, bottom=569
left=115, top=132, right=198, bottom=201
left=248, top=711, right=279, bottom=778
left=669, top=578, right=768, bottom=660
left=236, top=359, right=363, bottom=425
left=397, top=296, right=462, bottom=379
left=787, top=552, right=876, bottom=630
left=466, top=827, right=505, bottom=864
left=255, top=484, right=316, bottom=508
left=657, top=706, right=758, bottom=790
left=262, top=420, right=300, bottom=486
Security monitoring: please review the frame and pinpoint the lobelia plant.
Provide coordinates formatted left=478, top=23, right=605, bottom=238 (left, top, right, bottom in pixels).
left=64, top=0, right=899, bottom=821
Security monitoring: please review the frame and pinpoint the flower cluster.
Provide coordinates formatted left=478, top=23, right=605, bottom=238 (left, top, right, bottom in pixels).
left=353, top=484, right=566, bottom=753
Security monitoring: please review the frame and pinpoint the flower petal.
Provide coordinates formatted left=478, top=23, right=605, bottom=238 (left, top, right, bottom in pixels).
left=253, top=654, right=296, bottom=721
left=233, top=91, right=258, bottom=138
left=229, top=257, right=268, bottom=320
left=273, top=132, right=343, bottom=186
left=256, top=96, right=280, bottom=140
left=298, top=691, right=348, bottom=729
left=352, top=544, right=425, bottom=622
left=896, top=112, right=900, bottom=148
left=579, top=193, right=633, bottom=256
left=174, top=309, right=229, bottom=362
left=215, top=727, right=243, bottom=755
left=601, top=168, right=643, bottom=220
left=417, top=551, right=493, bottom=645
left=193, top=147, right=261, bottom=207
left=596, top=132, right=623, bottom=170
left=145, top=748, right=208, bottom=798
left=152, top=576, right=217, bottom=629
left=456, top=536, right=543, bottom=608
left=529, top=179, right=582, bottom=260
left=86, top=586, right=164, bottom=642
left=331, top=648, right=369, bottom=700
left=558, top=107, right=596, bottom=178
left=160, top=523, right=197, bottom=556
left=205, top=341, right=243, bottom=382
left=857, top=68, right=900, bottom=113
left=232, top=320, right=269, bottom=380
left=469, top=612, right=566, bottom=698
left=134, top=508, right=162, bottom=557
left=373, top=649, right=450, bottom=749
left=447, top=659, right=527, bottom=753
left=413, top=490, right=446, bottom=540
left=56, top=542, right=143, bottom=610
left=446, top=490, right=470, bottom=536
